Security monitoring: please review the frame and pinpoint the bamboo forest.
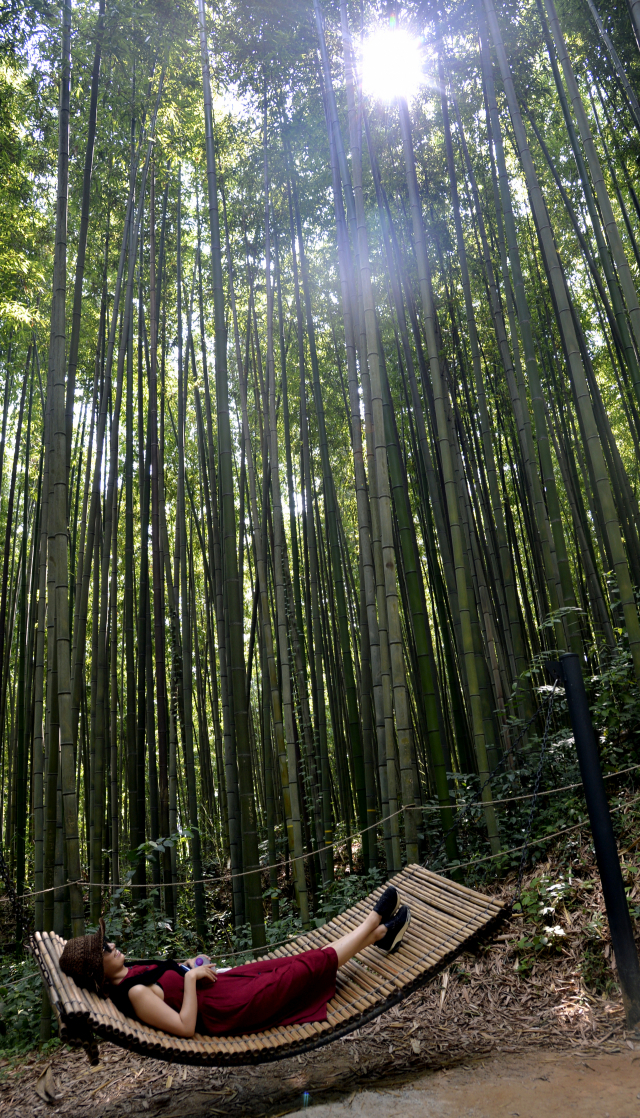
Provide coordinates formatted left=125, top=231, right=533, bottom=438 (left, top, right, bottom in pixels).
left=6, top=0, right=640, bottom=1048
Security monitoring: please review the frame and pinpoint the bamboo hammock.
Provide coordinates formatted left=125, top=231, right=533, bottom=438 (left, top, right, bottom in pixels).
left=32, top=868, right=506, bottom=1065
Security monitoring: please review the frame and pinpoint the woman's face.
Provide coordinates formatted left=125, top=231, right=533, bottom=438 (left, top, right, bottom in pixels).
left=102, top=941, right=125, bottom=981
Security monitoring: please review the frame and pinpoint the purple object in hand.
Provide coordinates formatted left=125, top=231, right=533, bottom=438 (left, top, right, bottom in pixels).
left=195, top=955, right=210, bottom=967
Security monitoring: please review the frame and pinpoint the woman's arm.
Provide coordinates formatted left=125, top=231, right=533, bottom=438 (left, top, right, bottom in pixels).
left=128, top=965, right=217, bottom=1038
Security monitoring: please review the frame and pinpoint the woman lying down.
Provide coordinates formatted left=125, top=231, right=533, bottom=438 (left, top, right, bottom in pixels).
left=59, top=889, right=411, bottom=1038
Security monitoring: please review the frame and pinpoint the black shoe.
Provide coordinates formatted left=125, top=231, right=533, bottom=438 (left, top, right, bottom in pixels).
left=373, top=885, right=399, bottom=923
left=375, top=904, right=411, bottom=953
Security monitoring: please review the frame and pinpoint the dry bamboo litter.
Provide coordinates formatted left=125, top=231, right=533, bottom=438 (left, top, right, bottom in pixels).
left=31, top=866, right=507, bottom=1067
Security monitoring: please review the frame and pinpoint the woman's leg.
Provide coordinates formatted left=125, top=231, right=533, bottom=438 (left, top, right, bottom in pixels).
left=330, top=911, right=386, bottom=968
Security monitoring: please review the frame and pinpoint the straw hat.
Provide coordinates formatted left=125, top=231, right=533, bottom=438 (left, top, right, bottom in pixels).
left=59, top=917, right=106, bottom=993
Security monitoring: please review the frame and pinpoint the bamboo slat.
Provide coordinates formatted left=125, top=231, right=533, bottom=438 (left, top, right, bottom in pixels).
left=402, top=891, right=491, bottom=929
left=42, top=938, right=87, bottom=1019
left=405, top=867, right=505, bottom=909
left=39, top=938, right=74, bottom=1011
left=335, top=969, right=383, bottom=1010
left=403, top=880, right=500, bottom=921
left=413, top=880, right=503, bottom=918
left=341, top=957, right=394, bottom=996
left=402, top=876, right=492, bottom=912
left=330, top=986, right=366, bottom=1018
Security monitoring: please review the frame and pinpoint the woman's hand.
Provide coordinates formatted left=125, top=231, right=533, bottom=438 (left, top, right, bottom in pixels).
left=185, top=963, right=217, bottom=986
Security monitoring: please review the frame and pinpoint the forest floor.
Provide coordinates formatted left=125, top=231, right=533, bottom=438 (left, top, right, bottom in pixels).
left=1, top=843, right=638, bottom=1117
left=0, top=957, right=631, bottom=1118
left=282, top=1047, right=640, bottom=1116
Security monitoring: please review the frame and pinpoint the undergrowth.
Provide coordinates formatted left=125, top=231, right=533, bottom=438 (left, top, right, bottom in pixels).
left=0, top=953, right=59, bottom=1061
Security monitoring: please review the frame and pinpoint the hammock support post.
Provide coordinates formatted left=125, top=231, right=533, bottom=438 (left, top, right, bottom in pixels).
left=558, top=652, right=640, bottom=1028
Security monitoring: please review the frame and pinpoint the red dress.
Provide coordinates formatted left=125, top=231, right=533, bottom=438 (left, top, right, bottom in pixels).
left=124, top=947, right=338, bottom=1035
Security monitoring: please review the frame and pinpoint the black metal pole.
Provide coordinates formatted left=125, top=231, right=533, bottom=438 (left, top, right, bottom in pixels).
left=560, top=653, right=640, bottom=1027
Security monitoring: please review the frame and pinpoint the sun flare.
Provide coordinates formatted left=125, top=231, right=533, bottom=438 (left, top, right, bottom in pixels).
left=360, top=26, right=425, bottom=103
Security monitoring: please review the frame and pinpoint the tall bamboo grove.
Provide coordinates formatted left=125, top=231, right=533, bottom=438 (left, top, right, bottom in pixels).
left=2, top=0, right=640, bottom=955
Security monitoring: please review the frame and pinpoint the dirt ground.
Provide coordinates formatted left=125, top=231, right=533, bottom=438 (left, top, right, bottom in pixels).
left=286, top=1048, right=640, bottom=1116
left=0, top=1019, right=637, bottom=1118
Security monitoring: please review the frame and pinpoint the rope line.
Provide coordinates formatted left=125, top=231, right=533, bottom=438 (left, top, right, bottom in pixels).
left=28, top=791, right=640, bottom=965
left=513, top=680, right=557, bottom=905
left=420, top=688, right=560, bottom=874
left=449, top=787, right=640, bottom=871
left=18, top=682, right=639, bottom=967
left=5, top=695, right=559, bottom=906
left=11, top=759, right=640, bottom=901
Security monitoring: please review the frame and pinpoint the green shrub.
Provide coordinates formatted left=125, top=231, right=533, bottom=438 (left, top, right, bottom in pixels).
left=0, top=955, right=57, bottom=1057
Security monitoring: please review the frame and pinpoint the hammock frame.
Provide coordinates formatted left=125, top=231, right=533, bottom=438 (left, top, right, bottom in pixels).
left=31, top=866, right=508, bottom=1067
